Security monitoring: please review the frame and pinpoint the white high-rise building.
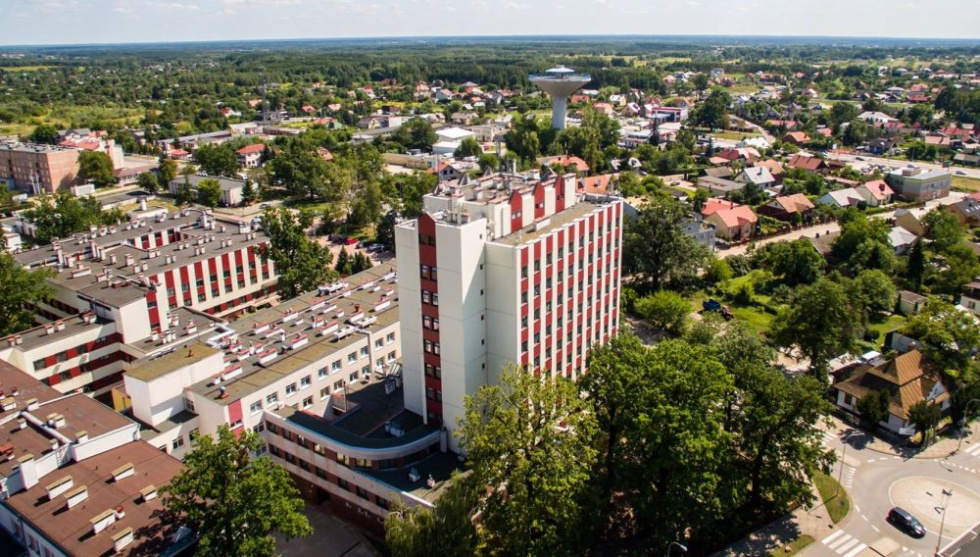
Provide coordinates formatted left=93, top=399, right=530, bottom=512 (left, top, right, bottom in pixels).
left=395, top=171, right=624, bottom=450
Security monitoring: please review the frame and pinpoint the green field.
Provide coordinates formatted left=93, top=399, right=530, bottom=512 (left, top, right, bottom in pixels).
left=0, top=66, right=53, bottom=72
left=768, top=535, right=815, bottom=557
left=952, top=174, right=980, bottom=193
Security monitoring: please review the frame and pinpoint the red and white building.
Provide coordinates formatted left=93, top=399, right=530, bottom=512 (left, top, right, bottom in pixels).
left=4, top=210, right=278, bottom=395
left=235, top=143, right=265, bottom=169
left=395, top=171, right=624, bottom=450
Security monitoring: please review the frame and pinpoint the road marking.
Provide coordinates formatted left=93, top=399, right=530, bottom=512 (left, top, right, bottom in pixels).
left=965, top=442, right=980, bottom=454
left=968, top=444, right=980, bottom=457
left=871, top=525, right=879, bottom=533
left=837, top=538, right=861, bottom=553
left=828, top=533, right=853, bottom=550
left=843, top=543, right=868, bottom=557
left=822, top=530, right=846, bottom=545
left=854, top=504, right=860, bottom=513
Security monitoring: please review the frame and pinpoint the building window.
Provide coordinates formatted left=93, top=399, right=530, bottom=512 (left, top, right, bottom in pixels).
left=185, top=397, right=196, bottom=412
left=347, top=353, right=357, bottom=363
left=172, top=436, right=185, bottom=450
left=250, top=401, right=263, bottom=414
left=332, top=360, right=342, bottom=371
left=349, top=371, right=359, bottom=383
left=285, top=383, right=297, bottom=396
left=318, top=367, right=328, bottom=379
left=334, top=380, right=345, bottom=391
left=427, top=387, right=434, bottom=400
left=300, top=375, right=312, bottom=388
left=387, top=332, right=396, bottom=344
left=302, top=396, right=313, bottom=409
left=337, top=478, right=350, bottom=491
left=266, top=392, right=279, bottom=405
left=360, top=347, right=369, bottom=359
left=422, top=291, right=431, bottom=304
left=421, top=265, right=431, bottom=280
left=375, top=338, right=383, bottom=349
left=320, top=387, right=330, bottom=400
left=521, top=265, right=528, bottom=279
left=356, top=486, right=370, bottom=499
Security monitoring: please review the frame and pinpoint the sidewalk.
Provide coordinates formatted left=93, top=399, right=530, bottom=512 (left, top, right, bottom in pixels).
left=826, top=414, right=980, bottom=460
left=716, top=483, right=834, bottom=556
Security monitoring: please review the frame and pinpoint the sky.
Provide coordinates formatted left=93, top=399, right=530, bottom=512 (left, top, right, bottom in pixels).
left=2, top=0, right=979, bottom=46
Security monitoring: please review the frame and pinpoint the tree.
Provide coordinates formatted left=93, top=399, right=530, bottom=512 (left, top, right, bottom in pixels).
left=375, top=211, right=398, bottom=250
left=161, top=426, right=311, bottom=556
left=393, top=118, right=437, bottom=151
left=934, top=244, right=980, bottom=295
left=923, top=209, right=964, bottom=253
left=29, top=124, right=59, bottom=145
left=193, top=144, right=240, bottom=177
left=758, top=239, right=826, bottom=286
left=771, top=278, right=862, bottom=379
left=21, top=191, right=123, bottom=245
left=349, top=180, right=383, bottom=228
left=453, top=137, right=482, bottom=158
left=77, top=150, right=116, bottom=188
left=909, top=400, right=942, bottom=445
left=352, top=251, right=373, bottom=273
left=259, top=207, right=336, bottom=299
left=460, top=364, right=598, bottom=555
left=0, top=253, right=55, bottom=336
left=634, top=290, right=691, bottom=335
left=691, top=89, right=731, bottom=131
left=334, top=247, right=353, bottom=276
left=831, top=209, right=895, bottom=275
left=241, top=179, right=257, bottom=206
left=136, top=171, right=160, bottom=194
left=159, top=157, right=178, bottom=184
left=907, top=239, right=926, bottom=290
left=384, top=472, right=479, bottom=557
left=196, top=178, right=222, bottom=208
left=623, top=198, right=710, bottom=291
left=856, top=390, right=891, bottom=430
left=853, top=269, right=897, bottom=319
left=902, top=300, right=980, bottom=376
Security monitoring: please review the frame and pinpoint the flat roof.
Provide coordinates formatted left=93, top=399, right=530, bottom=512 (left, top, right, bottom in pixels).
left=3, top=440, right=183, bottom=557
left=127, top=342, right=221, bottom=382
left=491, top=199, right=612, bottom=246
left=363, top=451, right=463, bottom=503
left=170, top=263, right=400, bottom=405
left=0, top=141, right=77, bottom=155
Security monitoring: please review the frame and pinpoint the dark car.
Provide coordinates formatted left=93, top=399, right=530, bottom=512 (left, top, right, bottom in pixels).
left=887, top=507, right=926, bottom=538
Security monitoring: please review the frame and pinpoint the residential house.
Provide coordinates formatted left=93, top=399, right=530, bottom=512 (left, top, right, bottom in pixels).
left=735, top=166, right=776, bottom=189
left=960, top=282, right=980, bottom=318
left=856, top=180, right=894, bottom=207
left=817, top=188, right=865, bottom=208
left=235, top=144, right=265, bottom=169
left=703, top=166, right=735, bottom=180
left=858, top=111, right=896, bottom=125
left=889, top=226, right=918, bottom=255
left=757, top=193, right=816, bottom=222
left=947, top=198, right=980, bottom=226
left=782, top=131, right=811, bottom=145
left=897, top=290, right=928, bottom=315
left=867, top=138, right=897, bottom=155
left=683, top=212, right=717, bottom=251
left=168, top=175, right=245, bottom=206
left=752, top=159, right=785, bottom=180
left=538, top=155, right=590, bottom=173
left=427, top=162, right=464, bottom=182
left=787, top=154, right=826, bottom=173
left=578, top=174, right=613, bottom=195
left=894, top=209, right=927, bottom=237
left=953, top=153, right=980, bottom=166
left=698, top=176, right=746, bottom=198
left=834, top=349, right=950, bottom=436
left=886, top=168, right=951, bottom=201
left=701, top=199, right=757, bottom=240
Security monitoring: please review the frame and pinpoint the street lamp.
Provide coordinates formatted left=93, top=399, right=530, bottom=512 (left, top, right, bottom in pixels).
left=955, top=399, right=980, bottom=454
left=667, top=541, right=688, bottom=556
left=936, top=489, right=954, bottom=556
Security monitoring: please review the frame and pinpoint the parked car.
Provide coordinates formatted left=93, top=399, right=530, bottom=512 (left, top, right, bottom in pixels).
left=887, top=507, right=926, bottom=538
left=343, top=237, right=358, bottom=245
left=367, top=243, right=385, bottom=252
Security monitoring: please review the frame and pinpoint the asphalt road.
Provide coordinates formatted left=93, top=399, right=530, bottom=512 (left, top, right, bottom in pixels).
left=823, top=152, right=980, bottom=180
left=804, top=425, right=980, bottom=557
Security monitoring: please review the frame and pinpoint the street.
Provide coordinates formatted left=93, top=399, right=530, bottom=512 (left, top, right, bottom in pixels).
left=803, top=420, right=980, bottom=557
left=823, top=152, right=980, bottom=181
left=716, top=192, right=966, bottom=259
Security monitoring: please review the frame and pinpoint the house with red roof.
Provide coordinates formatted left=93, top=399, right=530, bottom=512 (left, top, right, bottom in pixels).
left=787, top=154, right=826, bottom=173
left=701, top=199, right=758, bottom=240
left=757, top=193, right=815, bottom=222
left=857, top=180, right=894, bottom=207
left=538, top=155, right=590, bottom=173
left=235, top=143, right=266, bottom=169
left=577, top=174, right=614, bottom=195
left=782, top=131, right=811, bottom=146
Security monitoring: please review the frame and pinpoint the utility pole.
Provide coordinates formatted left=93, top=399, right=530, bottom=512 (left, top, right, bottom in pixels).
left=936, top=489, right=953, bottom=556
left=836, top=443, right=847, bottom=498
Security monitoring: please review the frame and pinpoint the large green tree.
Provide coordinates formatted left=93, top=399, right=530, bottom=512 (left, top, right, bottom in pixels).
left=161, top=426, right=312, bottom=556
left=0, top=253, right=54, bottom=336
left=193, top=144, right=240, bottom=177
left=385, top=473, right=480, bottom=557
left=771, top=278, right=862, bottom=379
left=259, top=207, right=336, bottom=298
left=29, top=124, right=60, bottom=145
left=460, top=364, right=598, bottom=555
left=623, top=198, right=710, bottom=291
left=758, top=239, right=826, bottom=286
left=831, top=209, right=895, bottom=275
left=393, top=118, right=437, bottom=151
left=902, top=300, right=980, bottom=377
left=22, top=191, right=124, bottom=245
left=77, top=150, right=116, bottom=188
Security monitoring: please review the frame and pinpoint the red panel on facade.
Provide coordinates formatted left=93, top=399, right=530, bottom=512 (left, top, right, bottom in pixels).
left=532, top=182, right=546, bottom=220
left=235, top=250, right=245, bottom=277
left=228, top=398, right=243, bottom=426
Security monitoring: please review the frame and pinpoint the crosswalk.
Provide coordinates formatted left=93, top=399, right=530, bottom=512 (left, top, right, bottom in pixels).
left=820, top=530, right=868, bottom=556
left=822, top=431, right=837, bottom=448
left=963, top=442, right=980, bottom=459
left=841, top=465, right=856, bottom=488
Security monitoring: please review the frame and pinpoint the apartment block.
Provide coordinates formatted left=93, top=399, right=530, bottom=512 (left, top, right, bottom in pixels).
left=0, top=141, right=80, bottom=194
left=395, top=171, right=624, bottom=450
left=0, top=360, right=188, bottom=557
left=886, top=167, right=951, bottom=201
left=3, top=209, right=278, bottom=395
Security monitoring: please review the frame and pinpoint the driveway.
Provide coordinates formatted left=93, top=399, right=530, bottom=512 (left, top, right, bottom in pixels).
left=276, top=503, right=381, bottom=557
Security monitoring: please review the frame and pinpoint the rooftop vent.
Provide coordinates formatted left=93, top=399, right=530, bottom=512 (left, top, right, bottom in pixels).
left=64, top=485, right=88, bottom=509
left=46, top=413, right=65, bottom=429
left=112, top=463, right=135, bottom=482
left=46, top=475, right=73, bottom=501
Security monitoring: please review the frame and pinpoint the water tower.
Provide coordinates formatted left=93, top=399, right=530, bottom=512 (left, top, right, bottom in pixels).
left=529, top=66, right=592, bottom=130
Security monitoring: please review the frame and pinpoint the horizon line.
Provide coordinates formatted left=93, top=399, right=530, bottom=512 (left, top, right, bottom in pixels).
left=3, top=32, right=979, bottom=50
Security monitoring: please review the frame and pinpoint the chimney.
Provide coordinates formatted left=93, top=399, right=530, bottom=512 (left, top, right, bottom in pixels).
left=45, top=323, right=55, bottom=336
left=55, top=320, right=65, bottom=332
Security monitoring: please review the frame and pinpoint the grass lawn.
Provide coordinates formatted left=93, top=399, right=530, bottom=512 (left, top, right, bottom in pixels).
left=709, top=131, right=762, bottom=141
left=768, top=535, right=815, bottom=557
left=0, top=65, right=52, bottom=72
left=868, top=313, right=907, bottom=338
left=812, top=470, right=850, bottom=524
left=952, top=174, right=980, bottom=193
